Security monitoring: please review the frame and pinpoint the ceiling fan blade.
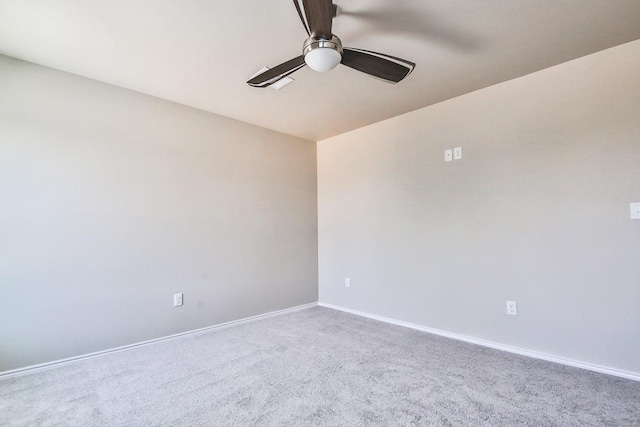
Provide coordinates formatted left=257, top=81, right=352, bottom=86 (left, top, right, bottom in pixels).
left=292, top=0, right=310, bottom=35
left=301, top=0, right=336, bottom=39
left=341, top=48, right=416, bottom=84
left=247, top=56, right=306, bottom=88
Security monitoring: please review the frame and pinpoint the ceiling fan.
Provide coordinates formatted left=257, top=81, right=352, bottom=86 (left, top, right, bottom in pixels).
left=247, top=0, right=416, bottom=88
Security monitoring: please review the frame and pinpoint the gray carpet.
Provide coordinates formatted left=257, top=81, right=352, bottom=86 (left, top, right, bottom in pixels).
left=1, top=306, right=639, bottom=426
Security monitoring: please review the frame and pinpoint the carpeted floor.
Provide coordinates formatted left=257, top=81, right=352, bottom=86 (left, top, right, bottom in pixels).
left=1, top=306, right=639, bottom=426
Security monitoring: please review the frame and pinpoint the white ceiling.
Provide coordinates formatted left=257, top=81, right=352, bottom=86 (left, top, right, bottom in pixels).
left=1, top=1, right=639, bottom=141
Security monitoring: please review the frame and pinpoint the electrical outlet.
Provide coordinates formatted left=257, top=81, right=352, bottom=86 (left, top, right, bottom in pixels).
left=506, top=301, right=517, bottom=316
left=174, top=293, right=183, bottom=307
left=345, top=277, right=351, bottom=288
left=444, top=149, right=453, bottom=162
left=630, top=202, right=640, bottom=219
left=453, top=146, right=463, bottom=160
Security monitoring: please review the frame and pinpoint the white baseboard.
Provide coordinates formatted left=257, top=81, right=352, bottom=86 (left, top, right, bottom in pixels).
left=318, top=302, right=640, bottom=382
left=0, top=302, right=318, bottom=379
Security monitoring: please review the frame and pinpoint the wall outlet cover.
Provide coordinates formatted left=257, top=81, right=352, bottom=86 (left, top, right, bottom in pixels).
left=174, top=293, right=183, bottom=307
left=506, top=300, right=518, bottom=316
left=630, top=202, right=640, bottom=219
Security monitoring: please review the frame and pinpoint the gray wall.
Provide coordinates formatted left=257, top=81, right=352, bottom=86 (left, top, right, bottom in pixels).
left=0, top=55, right=318, bottom=372
left=318, top=41, right=640, bottom=375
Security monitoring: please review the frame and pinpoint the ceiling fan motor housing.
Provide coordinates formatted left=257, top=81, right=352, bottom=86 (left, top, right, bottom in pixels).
left=303, top=35, right=343, bottom=72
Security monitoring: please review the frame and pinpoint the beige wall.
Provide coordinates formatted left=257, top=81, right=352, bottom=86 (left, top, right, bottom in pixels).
left=318, top=40, right=640, bottom=374
left=0, top=55, right=318, bottom=372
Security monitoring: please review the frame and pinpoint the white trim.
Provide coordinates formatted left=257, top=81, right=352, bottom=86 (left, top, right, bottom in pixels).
left=0, top=302, right=318, bottom=379
left=318, top=302, right=640, bottom=382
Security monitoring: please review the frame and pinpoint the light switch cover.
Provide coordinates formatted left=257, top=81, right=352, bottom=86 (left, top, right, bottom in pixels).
left=444, top=149, right=453, bottom=162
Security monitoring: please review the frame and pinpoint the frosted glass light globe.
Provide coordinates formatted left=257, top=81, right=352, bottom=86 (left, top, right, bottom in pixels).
left=304, top=47, right=342, bottom=72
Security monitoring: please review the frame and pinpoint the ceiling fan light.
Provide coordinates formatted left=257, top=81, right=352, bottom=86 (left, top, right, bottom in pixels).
left=303, top=35, right=343, bottom=73
left=305, top=48, right=342, bottom=72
